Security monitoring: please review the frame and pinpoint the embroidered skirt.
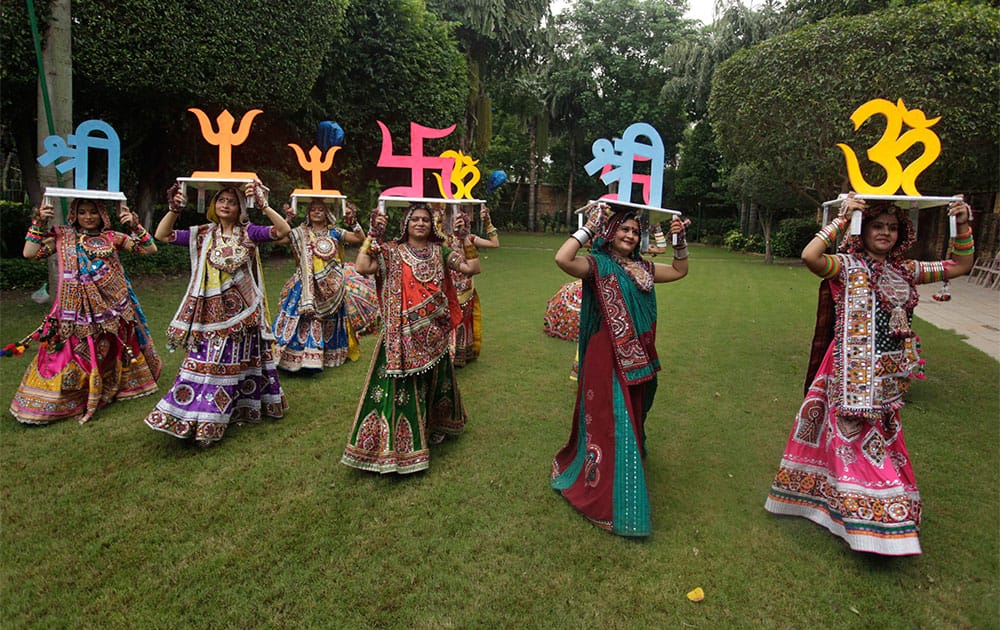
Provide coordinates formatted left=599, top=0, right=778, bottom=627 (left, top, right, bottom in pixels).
left=765, top=347, right=922, bottom=556
left=544, top=280, right=582, bottom=341
left=144, top=329, right=287, bottom=443
left=272, top=277, right=359, bottom=372
left=10, top=327, right=158, bottom=425
left=343, top=263, right=380, bottom=337
left=551, top=322, right=653, bottom=537
left=342, top=336, right=466, bottom=474
left=450, top=290, right=481, bottom=367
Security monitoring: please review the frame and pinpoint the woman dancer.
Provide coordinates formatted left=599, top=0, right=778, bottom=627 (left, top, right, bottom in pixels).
left=442, top=206, right=498, bottom=366
left=272, top=199, right=364, bottom=372
left=550, top=203, right=688, bottom=536
left=765, top=194, right=974, bottom=555
left=10, top=199, right=161, bottom=424
left=342, top=203, right=480, bottom=474
left=144, top=182, right=290, bottom=445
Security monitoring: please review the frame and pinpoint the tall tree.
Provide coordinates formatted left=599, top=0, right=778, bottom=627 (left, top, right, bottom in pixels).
left=662, top=0, right=795, bottom=121
left=672, top=119, right=725, bottom=210
left=547, top=0, right=694, bottom=209
left=709, top=2, right=999, bottom=257
left=427, top=0, right=550, bottom=154
left=309, top=0, right=468, bottom=197
left=6, top=0, right=349, bottom=222
left=2, top=0, right=56, bottom=205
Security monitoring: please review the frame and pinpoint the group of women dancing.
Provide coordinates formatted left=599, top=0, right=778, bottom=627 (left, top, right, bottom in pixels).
left=9, top=182, right=977, bottom=555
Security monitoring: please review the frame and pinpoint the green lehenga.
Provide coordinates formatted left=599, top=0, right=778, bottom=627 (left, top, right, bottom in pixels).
left=342, top=336, right=464, bottom=473
left=341, top=240, right=467, bottom=474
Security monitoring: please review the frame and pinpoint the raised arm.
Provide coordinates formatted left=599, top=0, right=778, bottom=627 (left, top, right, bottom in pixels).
left=117, top=204, right=157, bottom=254
left=354, top=209, right=385, bottom=275
left=23, top=204, right=55, bottom=259
left=653, top=216, right=688, bottom=282
left=554, top=236, right=592, bottom=279
left=942, top=197, right=974, bottom=279
left=155, top=183, right=186, bottom=242
left=555, top=202, right=607, bottom=279
left=472, top=206, right=500, bottom=249
left=802, top=195, right=860, bottom=278
left=340, top=202, right=366, bottom=246
left=246, top=181, right=290, bottom=240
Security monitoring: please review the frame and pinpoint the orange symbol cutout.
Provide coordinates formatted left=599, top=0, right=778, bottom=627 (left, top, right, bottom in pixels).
left=289, top=144, right=342, bottom=196
left=188, top=108, right=262, bottom=178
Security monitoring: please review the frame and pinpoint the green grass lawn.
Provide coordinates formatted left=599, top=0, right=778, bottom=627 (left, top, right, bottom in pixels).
left=1, top=235, right=996, bottom=628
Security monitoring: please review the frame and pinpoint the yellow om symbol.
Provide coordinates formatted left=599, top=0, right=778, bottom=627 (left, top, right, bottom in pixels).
left=837, top=98, right=941, bottom=196
left=434, top=150, right=481, bottom=199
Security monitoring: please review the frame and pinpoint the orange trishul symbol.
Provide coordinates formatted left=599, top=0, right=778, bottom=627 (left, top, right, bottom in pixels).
left=288, top=144, right=342, bottom=195
left=188, top=108, right=262, bottom=178
left=837, top=98, right=941, bottom=196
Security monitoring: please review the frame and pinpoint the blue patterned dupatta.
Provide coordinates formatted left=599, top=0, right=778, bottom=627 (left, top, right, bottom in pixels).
left=551, top=240, right=660, bottom=537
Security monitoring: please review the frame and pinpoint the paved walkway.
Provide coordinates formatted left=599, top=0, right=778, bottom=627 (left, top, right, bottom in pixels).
left=915, top=277, right=1000, bottom=360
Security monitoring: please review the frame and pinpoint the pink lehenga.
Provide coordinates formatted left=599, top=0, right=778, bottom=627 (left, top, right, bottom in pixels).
left=766, top=253, right=950, bottom=556
left=10, top=225, right=161, bottom=425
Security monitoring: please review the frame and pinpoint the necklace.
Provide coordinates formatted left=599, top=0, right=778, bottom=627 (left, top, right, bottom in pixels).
left=78, top=232, right=114, bottom=258
left=864, top=255, right=916, bottom=338
left=307, top=226, right=338, bottom=261
left=610, top=253, right=653, bottom=292
left=208, top=226, right=252, bottom=273
left=398, top=242, right=440, bottom=283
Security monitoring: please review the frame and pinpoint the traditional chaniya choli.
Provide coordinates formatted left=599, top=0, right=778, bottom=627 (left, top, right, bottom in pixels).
left=551, top=246, right=660, bottom=537
left=144, top=224, right=287, bottom=443
left=10, top=227, right=161, bottom=424
left=543, top=279, right=582, bottom=342
left=342, top=242, right=468, bottom=474
left=544, top=278, right=583, bottom=380
left=766, top=253, right=948, bottom=555
left=343, top=261, right=379, bottom=337
left=272, top=225, right=360, bottom=371
left=448, top=259, right=481, bottom=367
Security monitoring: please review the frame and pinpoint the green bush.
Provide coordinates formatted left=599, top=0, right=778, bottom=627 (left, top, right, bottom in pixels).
left=723, top=229, right=746, bottom=251
left=0, top=200, right=34, bottom=259
left=772, top=217, right=818, bottom=259
left=0, top=257, right=49, bottom=290
left=118, top=242, right=192, bottom=277
left=695, top=217, right=739, bottom=243
left=745, top=234, right=765, bottom=253
left=0, top=239, right=197, bottom=291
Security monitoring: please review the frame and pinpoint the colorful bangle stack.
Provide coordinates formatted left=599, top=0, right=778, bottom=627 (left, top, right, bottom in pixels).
left=133, top=224, right=154, bottom=247
left=951, top=229, right=974, bottom=256
left=25, top=222, right=48, bottom=244
left=32, top=242, right=54, bottom=259
left=485, top=224, right=498, bottom=238
left=816, top=220, right=843, bottom=248
left=819, top=254, right=840, bottom=279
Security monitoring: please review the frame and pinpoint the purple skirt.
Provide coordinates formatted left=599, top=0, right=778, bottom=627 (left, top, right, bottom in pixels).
left=144, top=329, right=287, bottom=443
